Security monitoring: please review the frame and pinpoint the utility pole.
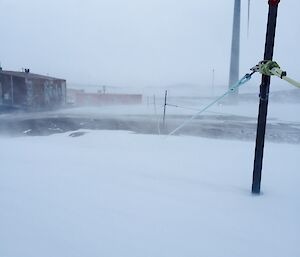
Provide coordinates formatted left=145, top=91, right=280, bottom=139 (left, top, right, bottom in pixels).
left=252, top=0, right=280, bottom=194
left=228, top=0, right=241, bottom=100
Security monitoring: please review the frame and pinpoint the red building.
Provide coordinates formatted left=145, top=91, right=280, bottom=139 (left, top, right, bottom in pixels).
left=67, top=89, right=142, bottom=106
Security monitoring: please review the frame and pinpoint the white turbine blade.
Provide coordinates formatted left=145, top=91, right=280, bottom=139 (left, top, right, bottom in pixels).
left=247, top=0, right=250, bottom=38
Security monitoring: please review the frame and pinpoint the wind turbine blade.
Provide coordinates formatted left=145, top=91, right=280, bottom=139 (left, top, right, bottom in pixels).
left=247, top=0, right=250, bottom=38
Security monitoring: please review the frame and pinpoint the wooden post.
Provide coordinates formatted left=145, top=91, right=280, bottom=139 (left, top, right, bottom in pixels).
left=252, top=0, right=280, bottom=194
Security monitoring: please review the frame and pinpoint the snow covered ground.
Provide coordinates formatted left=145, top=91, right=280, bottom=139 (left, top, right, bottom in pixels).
left=57, top=100, right=300, bottom=123
left=0, top=130, right=299, bottom=257
left=1, top=100, right=299, bottom=143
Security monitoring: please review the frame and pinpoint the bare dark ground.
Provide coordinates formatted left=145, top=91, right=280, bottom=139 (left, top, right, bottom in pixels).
left=0, top=112, right=299, bottom=144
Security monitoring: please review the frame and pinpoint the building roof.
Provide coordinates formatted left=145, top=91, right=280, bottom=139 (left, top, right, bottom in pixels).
left=0, top=70, right=65, bottom=81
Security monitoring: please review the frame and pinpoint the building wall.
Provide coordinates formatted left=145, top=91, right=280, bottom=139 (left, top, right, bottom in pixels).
left=12, top=76, right=27, bottom=105
left=26, top=78, right=45, bottom=108
left=0, top=73, right=67, bottom=110
left=26, top=79, right=66, bottom=109
left=0, top=74, right=26, bottom=105
left=70, top=91, right=143, bottom=106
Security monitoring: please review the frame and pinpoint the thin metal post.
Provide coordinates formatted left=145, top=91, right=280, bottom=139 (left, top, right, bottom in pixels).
left=10, top=75, right=14, bottom=105
left=212, top=69, right=215, bottom=97
left=163, top=90, right=168, bottom=129
left=153, top=95, right=157, bottom=115
left=252, top=0, right=280, bottom=194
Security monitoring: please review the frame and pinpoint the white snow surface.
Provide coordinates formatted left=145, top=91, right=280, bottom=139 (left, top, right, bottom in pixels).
left=0, top=130, right=299, bottom=257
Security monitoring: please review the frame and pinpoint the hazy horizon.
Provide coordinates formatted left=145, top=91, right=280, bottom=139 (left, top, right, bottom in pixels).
left=0, top=0, right=299, bottom=88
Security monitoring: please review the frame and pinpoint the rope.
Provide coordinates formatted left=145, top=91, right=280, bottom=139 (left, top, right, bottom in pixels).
left=167, top=72, right=255, bottom=137
left=166, top=103, right=202, bottom=112
left=166, top=103, right=245, bottom=117
left=271, top=67, right=300, bottom=89
left=251, top=61, right=300, bottom=89
left=280, top=75, right=300, bottom=89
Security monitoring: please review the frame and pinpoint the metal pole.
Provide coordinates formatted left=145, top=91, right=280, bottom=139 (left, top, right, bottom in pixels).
left=163, top=90, right=168, bottom=129
left=212, top=69, right=215, bottom=97
left=10, top=75, right=14, bottom=105
left=153, top=95, right=157, bottom=115
left=252, top=0, right=280, bottom=194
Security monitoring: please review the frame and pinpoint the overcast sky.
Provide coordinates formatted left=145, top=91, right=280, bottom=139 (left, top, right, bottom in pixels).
left=0, top=0, right=299, bottom=88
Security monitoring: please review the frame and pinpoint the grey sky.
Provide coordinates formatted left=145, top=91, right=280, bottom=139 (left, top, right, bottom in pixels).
left=0, top=0, right=299, bottom=88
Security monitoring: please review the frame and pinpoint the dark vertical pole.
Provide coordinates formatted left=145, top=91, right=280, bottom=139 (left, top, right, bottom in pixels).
left=163, top=90, right=167, bottom=129
left=252, top=0, right=280, bottom=194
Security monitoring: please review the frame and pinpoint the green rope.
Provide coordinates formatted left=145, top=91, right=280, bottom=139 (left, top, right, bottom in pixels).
left=258, top=61, right=280, bottom=76
left=252, top=60, right=300, bottom=89
left=167, top=72, right=255, bottom=137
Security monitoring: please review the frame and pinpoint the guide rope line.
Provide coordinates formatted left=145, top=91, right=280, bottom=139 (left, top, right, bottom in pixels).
left=166, top=103, right=202, bottom=112
left=167, top=71, right=256, bottom=137
left=166, top=103, right=243, bottom=117
left=251, top=60, right=300, bottom=89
